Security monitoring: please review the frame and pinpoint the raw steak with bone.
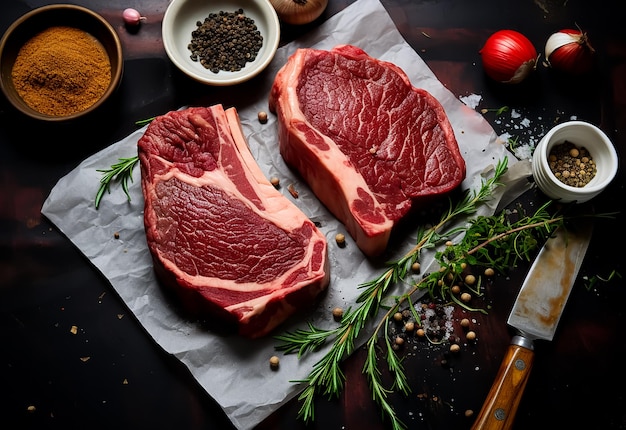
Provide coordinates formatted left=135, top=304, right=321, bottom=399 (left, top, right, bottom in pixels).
left=269, top=45, right=466, bottom=257
left=138, top=105, right=330, bottom=338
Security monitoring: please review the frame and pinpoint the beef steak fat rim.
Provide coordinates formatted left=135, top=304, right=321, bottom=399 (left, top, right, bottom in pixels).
left=269, top=45, right=466, bottom=257
left=138, top=105, right=330, bottom=338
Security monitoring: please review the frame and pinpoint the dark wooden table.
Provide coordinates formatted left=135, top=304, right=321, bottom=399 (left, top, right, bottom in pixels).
left=2, top=0, right=625, bottom=429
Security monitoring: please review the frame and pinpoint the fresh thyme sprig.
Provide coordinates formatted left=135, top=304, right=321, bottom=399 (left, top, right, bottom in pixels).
left=94, top=156, right=139, bottom=209
left=584, top=269, right=622, bottom=290
left=352, top=200, right=563, bottom=430
left=481, top=105, right=509, bottom=116
left=275, top=158, right=512, bottom=429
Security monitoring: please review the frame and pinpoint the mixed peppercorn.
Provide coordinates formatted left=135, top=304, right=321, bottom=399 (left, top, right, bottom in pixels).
left=548, top=140, right=597, bottom=187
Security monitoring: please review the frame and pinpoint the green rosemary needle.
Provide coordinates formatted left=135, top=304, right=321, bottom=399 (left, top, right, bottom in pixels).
left=275, top=158, right=511, bottom=429
left=95, top=156, right=139, bottom=209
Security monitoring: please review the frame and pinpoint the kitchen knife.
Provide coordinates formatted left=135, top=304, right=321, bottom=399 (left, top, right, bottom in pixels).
left=471, top=220, right=593, bottom=430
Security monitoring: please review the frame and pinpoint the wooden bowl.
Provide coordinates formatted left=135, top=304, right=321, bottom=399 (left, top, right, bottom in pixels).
left=0, top=4, right=123, bottom=122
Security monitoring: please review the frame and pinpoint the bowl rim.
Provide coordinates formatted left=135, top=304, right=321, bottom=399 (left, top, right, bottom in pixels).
left=0, top=4, right=124, bottom=122
left=535, top=120, right=619, bottom=194
left=161, top=0, right=280, bottom=86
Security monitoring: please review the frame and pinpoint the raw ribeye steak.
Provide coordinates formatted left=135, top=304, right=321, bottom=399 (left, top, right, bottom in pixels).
left=269, top=45, right=466, bottom=257
left=138, top=105, right=330, bottom=338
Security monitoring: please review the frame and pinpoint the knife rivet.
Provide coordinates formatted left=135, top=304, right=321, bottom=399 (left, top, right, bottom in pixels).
left=515, top=359, right=526, bottom=371
left=494, top=408, right=506, bottom=421
left=493, top=408, right=506, bottom=421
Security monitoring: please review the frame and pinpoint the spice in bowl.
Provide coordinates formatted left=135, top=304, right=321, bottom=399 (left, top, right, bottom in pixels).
left=548, top=140, right=597, bottom=187
left=11, top=26, right=111, bottom=117
left=188, top=9, right=263, bottom=73
left=532, top=120, right=617, bottom=204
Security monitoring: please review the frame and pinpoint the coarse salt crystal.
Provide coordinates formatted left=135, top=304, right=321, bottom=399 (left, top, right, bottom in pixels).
left=459, top=93, right=482, bottom=109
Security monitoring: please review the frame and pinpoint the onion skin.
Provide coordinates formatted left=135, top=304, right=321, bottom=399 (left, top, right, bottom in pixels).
left=545, top=29, right=595, bottom=74
left=480, top=30, right=538, bottom=84
left=269, top=0, right=328, bottom=25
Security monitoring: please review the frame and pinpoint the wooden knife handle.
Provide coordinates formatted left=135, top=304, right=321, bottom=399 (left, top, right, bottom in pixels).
left=471, top=336, right=534, bottom=430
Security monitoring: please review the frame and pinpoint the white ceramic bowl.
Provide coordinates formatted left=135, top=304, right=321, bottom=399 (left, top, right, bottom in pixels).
left=532, top=121, right=618, bottom=203
left=162, top=0, right=280, bottom=86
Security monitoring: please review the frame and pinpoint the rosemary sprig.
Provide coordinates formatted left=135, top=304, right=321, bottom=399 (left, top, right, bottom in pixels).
left=350, top=201, right=563, bottom=429
left=94, top=156, right=139, bottom=209
left=276, top=158, right=511, bottom=429
left=94, top=117, right=154, bottom=209
left=135, top=117, right=156, bottom=126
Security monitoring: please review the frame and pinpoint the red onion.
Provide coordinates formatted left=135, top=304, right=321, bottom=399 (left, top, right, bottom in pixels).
left=544, top=29, right=595, bottom=74
left=480, top=30, right=538, bottom=84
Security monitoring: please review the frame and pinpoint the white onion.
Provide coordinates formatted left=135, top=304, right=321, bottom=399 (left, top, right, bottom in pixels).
left=269, top=0, right=328, bottom=25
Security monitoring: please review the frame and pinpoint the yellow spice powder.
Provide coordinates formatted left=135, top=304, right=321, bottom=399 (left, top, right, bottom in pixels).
left=11, top=26, right=112, bottom=117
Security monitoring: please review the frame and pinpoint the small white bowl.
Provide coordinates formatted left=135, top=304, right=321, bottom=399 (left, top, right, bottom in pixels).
left=162, top=0, right=280, bottom=86
left=532, top=121, right=618, bottom=203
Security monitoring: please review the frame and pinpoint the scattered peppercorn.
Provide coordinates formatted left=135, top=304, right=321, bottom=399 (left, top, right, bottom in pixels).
left=269, top=176, right=280, bottom=188
left=114, top=232, right=120, bottom=239
left=460, top=292, right=472, bottom=303
left=466, top=330, right=477, bottom=342
left=332, top=307, right=343, bottom=321
left=548, top=140, right=596, bottom=187
left=460, top=318, right=470, bottom=329
left=335, top=233, right=346, bottom=247
left=449, top=343, right=461, bottom=353
left=451, top=285, right=461, bottom=294
left=395, top=336, right=405, bottom=346
left=269, top=355, right=280, bottom=369
left=416, top=328, right=426, bottom=338
left=258, top=111, right=268, bottom=123
left=484, top=267, right=495, bottom=277
left=465, top=409, right=474, bottom=418
left=393, top=312, right=403, bottom=322
left=188, top=9, right=263, bottom=73
left=464, top=274, right=476, bottom=285
left=287, top=183, right=299, bottom=198
left=411, top=262, right=421, bottom=272
left=404, top=321, right=415, bottom=332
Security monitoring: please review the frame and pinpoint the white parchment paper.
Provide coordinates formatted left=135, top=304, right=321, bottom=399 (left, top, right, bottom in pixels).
left=41, top=0, right=532, bottom=428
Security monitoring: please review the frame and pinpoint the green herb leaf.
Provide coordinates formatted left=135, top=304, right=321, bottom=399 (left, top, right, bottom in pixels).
left=274, top=158, right=517, bottom=426
left=95, top=156, right=139, bottom=209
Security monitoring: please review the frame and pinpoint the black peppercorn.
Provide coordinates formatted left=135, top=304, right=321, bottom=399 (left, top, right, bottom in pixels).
left=188, top=9, right=263, bottom=73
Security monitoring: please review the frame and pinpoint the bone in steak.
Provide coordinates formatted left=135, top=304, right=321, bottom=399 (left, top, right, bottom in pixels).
left=269, top=45, right=466, bottom=257
left=138, top=105, right=330, bottom=338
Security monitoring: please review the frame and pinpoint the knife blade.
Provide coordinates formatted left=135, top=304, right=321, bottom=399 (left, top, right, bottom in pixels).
left=471, top=220, right=593, bottom=430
